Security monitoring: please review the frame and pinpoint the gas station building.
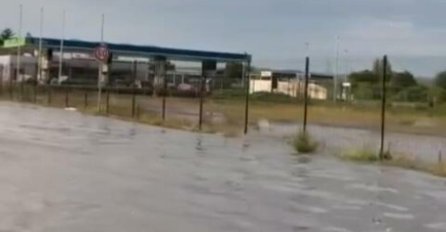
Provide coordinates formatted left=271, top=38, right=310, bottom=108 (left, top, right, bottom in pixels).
left=0, top=37, right=251, bottom=88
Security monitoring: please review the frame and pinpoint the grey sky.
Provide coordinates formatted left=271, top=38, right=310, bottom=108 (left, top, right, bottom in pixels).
left=0, top=0, right=445, bottom=77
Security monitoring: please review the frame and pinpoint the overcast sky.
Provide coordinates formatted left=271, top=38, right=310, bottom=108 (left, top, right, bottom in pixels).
left=0, top=0, right=445, bottom=77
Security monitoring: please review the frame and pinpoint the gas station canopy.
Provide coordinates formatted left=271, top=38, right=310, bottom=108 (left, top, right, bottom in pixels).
left=25, top=37, right=251, bottom=63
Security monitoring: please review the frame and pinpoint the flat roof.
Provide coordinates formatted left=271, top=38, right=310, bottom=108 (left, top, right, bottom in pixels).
left=258, top=69, right=334, bottom=80
left=26, top=37, right=251, bottom=63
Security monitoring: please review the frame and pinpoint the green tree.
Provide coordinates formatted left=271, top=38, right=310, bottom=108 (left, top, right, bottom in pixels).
left=429, top=86, right=446, bottom=104
left=0, top=28, right=14, bottom=45
left=348, top=70, right=377, bottom=84
left=390, top=71, right=417, bottom=91
left=393, top=85, right=428, bottom=102
left=373, top=58, right=393, bottom=81
left=435, top=71, right=446, bottom=90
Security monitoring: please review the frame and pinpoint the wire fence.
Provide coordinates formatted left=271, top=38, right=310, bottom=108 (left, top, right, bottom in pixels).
left=1, top=56, right=445, bottom=162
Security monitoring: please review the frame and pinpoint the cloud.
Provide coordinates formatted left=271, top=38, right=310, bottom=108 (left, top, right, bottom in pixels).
left=340, top=19, right=446, bottom=57
left=0, top=0, right=445, bottom=76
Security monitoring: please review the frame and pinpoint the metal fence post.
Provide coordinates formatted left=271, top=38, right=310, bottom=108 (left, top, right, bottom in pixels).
left=162, top=73, right=167, bottom=121
left=9, top=77, right=13, bottom=100
left=20, top=79, right=24, bottom=102
left=65, top=86, right=69, bottom=107
left=131, top=61, right=137, bottom=118
left=244, top=59, right=251, bottom=135
left=84, top=90, right=88, bottom=108
left=33, top=83, right=38, bottom=104
left=0, top=76, right=2, bottom=97
left=106, top=87, right=110, bottom=115
left=303, top=57, right=310, bottom=133
left=198, top=75, right=206, bottom=131
left=33, top=62, right=38, bottom=103
left=131, top=88, right=136, bottom=118
left=379, top=55, right=388, bottom=160
left=47, top=85, right=52, bottom=105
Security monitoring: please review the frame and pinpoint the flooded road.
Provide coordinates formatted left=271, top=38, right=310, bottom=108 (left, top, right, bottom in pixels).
left=1, top=102, right=446, bottom=232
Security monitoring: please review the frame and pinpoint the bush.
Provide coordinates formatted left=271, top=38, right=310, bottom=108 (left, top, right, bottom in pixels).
left=212, top=89, right=246, bottom=100
left=213, top=90, right=298, bottom=104
left=393, top=85, right=429, bottom=103
left=251, top=92, right=298, bottom=104
left=340, top=149, right=379, bottom=162
left=340, top=148, right=393, bottom=162
left=352, top=83, right=381, bottom=100
left=293, top=131, right=318, bottom=154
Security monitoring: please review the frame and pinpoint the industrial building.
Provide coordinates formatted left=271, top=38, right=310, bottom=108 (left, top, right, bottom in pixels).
left=0, top=37, right=251, bottom=91
left=249, top=69, right=333, bottom=100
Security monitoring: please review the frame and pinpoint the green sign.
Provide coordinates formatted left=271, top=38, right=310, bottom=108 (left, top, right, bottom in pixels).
left=2, top=37, right=26, bottom=48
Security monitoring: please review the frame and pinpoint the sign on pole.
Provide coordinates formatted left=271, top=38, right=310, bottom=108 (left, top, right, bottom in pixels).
left=93, top=44, right=110, bottom=63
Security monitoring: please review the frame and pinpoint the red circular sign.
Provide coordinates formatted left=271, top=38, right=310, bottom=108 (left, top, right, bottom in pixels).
left=94, top=44, right=110, bottom=63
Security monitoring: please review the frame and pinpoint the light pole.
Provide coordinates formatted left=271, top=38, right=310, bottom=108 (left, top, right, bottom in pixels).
left=343, top=49, right=349, bottom=82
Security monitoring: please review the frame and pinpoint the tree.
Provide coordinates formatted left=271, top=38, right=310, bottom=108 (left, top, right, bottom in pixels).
left=0, top=28, right=14, bottom=45
left=225, top=62, right=243, bottom=79
left=393, top=85, right=428, bottom=102
left=391, top=71, right=417, bottom=91
left=348, top=70, right=377, bottom=84
left=435, top=71, right=446, bottom=90
left=373, top=58, right=393, bottom=82
left=429, top=86, right=446, bottom=104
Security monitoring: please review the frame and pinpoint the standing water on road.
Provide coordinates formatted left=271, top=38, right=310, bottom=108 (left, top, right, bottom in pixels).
left=0, top=102, right=446, bottom=232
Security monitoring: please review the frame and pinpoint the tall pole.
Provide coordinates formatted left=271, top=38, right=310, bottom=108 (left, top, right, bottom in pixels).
left=379, top=55, right=388, bottom=160
left=344, top=49, right=350, bottom=76
left=17, top=4, right=23, bottom=98
left=131, top=60, right=137, bottom=118
left=334, top=36, right=340, bottom=102
left=58, top=10, right=65, bottom=81
left=162, top=64, right=167, bottom=121
left=303, top=57, right=310, bottom=133
left=243, top=58, right=251, bottom=135
left=37, top=7, right=44, bottom=83
left=97, top=14, right=105, bottom=111
left=241, top=61, right=245, bottom=88
left=198, top=74, right=205, bottom=131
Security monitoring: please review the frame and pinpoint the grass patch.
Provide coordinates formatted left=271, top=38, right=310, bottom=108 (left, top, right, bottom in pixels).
left=384, top=154, right=446, bottom=177
left=293, top=131, right=319, bottom=154
left=340, top=148, right=446, bottom=177
left=340, top=149, right=380, bottom=162
left=212, top=90, right=297, bottom=104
